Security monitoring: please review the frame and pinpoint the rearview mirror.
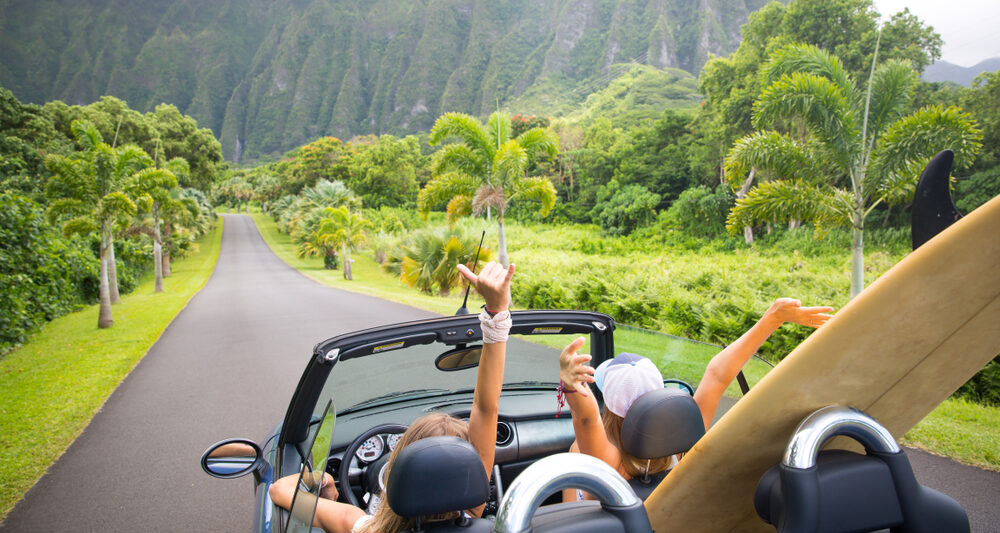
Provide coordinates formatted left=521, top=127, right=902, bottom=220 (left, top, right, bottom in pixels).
left=200, top=438, right=262, bottom=479
left=435, top=345, right=483, bottom=371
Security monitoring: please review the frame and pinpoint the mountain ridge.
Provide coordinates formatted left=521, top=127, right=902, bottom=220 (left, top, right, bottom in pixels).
left=0, top=0, right=771, bottom=161
left=922, top=57, right=1000, bottom=86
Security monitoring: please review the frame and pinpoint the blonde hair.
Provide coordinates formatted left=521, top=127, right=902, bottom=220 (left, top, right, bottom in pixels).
left=601, top=409, right=674, bottom=478
left=358, top=412, right=471, bottom=533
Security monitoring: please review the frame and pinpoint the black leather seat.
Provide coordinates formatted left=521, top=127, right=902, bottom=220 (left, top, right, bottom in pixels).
left=619, top=388, right=705, bottom=499
left=755, top=407, right=969, bottom=533
left=386, top=436, right=492, bottom=532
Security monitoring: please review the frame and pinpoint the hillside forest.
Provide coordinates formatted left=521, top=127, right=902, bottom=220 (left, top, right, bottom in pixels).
left=2, top=0, right=999, bottom=405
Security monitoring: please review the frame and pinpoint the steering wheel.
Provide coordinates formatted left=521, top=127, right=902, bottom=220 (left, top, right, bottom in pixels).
left=338, top=424, right=408, bottom=509
left=664, top=378, right=694, bottom=395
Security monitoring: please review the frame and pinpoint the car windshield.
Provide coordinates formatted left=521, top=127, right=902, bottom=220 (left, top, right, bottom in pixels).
left=314, top=324, right=773, bottom=424
left=324, top=333, right=578, bottom=413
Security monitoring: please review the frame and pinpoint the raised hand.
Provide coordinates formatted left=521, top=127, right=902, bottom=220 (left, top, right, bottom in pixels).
left=559, top=337, right=595, bottom=396
left=457, top=261, right=515, bottom=313
left=764, top=298, right=834, bottom=329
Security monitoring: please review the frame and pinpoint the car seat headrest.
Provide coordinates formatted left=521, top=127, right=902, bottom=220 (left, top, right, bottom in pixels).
left=621, top=388, right=705, bottom=459
left=386, top=436, right=489, bottom=517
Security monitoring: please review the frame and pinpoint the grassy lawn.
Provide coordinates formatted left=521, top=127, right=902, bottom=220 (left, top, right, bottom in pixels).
left=0, top=220, right=224, bottom=519
left=249, top=213, right=998, bottom=471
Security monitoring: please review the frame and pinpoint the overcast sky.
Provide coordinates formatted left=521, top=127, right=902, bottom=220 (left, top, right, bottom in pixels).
left=871, top=0, right=1000, bottom=66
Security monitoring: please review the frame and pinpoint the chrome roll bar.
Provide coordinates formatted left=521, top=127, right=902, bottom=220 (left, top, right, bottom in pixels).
left=782, top=405, right=900, bottom=470
left=493, top=453, right=640, bottom=533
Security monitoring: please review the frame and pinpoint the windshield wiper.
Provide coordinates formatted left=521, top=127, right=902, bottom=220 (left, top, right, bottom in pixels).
left=340, top=388, right=451, bottom=414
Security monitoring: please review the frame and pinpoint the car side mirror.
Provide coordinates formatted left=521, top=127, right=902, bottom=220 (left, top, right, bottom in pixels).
left=435, top=345, right=483, bottom=371
left=201, top=438, right=263, bottom=479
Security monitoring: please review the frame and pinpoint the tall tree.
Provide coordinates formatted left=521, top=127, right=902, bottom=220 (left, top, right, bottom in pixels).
left=725, top=43, right=981, bottom=298
left=697, top=0, right=943, bottom=179
left=418, top=111, right=558, bottom=266
left=45, top=120, right=157, bottom=327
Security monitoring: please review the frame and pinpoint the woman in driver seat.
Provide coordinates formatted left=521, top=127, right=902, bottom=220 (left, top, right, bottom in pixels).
left=269, top=261, right=516, bottom=533
left=557, top=298, right=833, bottom=501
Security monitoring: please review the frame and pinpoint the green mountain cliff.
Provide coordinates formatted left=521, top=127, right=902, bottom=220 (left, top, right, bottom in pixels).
left=0, top=0, right=770, bottom=161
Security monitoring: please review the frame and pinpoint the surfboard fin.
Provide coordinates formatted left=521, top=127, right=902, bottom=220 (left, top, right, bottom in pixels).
left=912, top=149, right=963, bottom=250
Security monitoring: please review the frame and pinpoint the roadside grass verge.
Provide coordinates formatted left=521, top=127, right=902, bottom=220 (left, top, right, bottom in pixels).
left=903, top=397, right=1000, bottom=470
left=250, top=212, right=484, bottom=316
left=249, top=213, right=998, bottom=471
left=0, top=221, right=224, bottom=519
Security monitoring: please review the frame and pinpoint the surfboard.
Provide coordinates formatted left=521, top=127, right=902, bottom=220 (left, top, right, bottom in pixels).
left=644, top=193, right=1000, bottom=532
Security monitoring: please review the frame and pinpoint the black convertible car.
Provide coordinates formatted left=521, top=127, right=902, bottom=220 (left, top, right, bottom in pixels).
left=201, top=310, right=969, bottom=532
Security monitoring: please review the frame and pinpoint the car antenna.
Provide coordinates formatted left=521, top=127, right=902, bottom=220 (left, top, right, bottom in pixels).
left=456, top=230, right=486, bottom=316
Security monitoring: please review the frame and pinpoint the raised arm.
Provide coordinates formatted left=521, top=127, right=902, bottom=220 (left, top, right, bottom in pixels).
left=457, top=261, right=514, bottom=481
left=693, top=298, right=833, bottom=430
left=558, top=338, right=621, bottom=471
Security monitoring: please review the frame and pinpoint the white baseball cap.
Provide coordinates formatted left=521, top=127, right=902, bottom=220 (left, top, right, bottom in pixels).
left=593, top=352, right=664, bottom=417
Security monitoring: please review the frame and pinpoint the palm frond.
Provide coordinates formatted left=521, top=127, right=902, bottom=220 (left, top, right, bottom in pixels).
left=431, top=143, right=488, bottom=177
left=417, top=172, right=480, bottom=215
left=725, top=180, right=851, bottom=234
left=515, top=127, right=560, bottom=162
left=724, top=131, right=833, bottom=188
left=868, top=105, right=983, bottom=199
left=70, top=120, right=103, bottom=151
left=429, top=112, right=493, bottom=158
left=866, top=60, right=918, bottom=141
left=61, top=216, right=98, bottom=237
left=446, top=195, right=472, bottom=225
left=98, top=191, right=137, bottom=222
left=509, top=176, right=557, bottom=216
left=753, top=73, right=859, bottom=163
left=492, top=141, right=528, bottom=188
left=487, top=111, right=513, bottom=149
left=472, top=185, right=507, bottom=216
left=763, top=43, right=854, bottom=98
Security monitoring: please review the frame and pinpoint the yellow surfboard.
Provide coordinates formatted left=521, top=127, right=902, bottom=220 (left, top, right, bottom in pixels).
left=645, top=194, right=1000, bottom=532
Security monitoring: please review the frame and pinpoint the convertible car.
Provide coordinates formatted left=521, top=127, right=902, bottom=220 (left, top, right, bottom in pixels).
left=201, top=310, right=732, bottom=530
left=199, top=308, right=969, bottom=533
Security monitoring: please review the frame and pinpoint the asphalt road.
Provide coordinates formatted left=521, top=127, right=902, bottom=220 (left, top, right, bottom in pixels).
left=2, top=214, right=998, bottom=532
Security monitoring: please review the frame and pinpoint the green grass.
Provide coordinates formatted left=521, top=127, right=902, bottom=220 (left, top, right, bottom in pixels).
left=0, top=221, right=224, bottom=519
left=902, top=397, right=1000, bottom=470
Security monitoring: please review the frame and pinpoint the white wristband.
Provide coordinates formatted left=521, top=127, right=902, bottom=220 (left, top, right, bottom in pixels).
left=479, top=309, right=512, bottom=344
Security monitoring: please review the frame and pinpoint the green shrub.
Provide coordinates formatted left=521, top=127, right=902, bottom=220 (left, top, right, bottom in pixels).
left=591, top=181, right=660, bottom=235
left=664, top=186, right=733, bottom=238
left=954, top=168, right=1000, bottom=214
left=0, top=194, right=96, bottom=352
left=955, top=356, right=1000, bottom=406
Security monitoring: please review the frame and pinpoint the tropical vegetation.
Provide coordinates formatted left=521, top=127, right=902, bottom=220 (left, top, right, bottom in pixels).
left=724, top=43, right=982, bottom=296
left=418, top=111, right=559, bottom=266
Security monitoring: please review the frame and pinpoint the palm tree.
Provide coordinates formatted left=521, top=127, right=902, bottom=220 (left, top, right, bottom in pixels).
left=296, top=206, right=368, bottom=279
left=385, top=227, right=493, bottom=296
left=725, top=43, right=981, bottom=297
left=418, top=111, right=559, bottom=267
left=45, top=120, right=157, bottom=327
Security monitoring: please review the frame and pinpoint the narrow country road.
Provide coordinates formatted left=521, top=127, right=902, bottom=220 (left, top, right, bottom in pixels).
left=2, top=214, right=997, bottom=531
left=0, top=215, right=436, bottom=531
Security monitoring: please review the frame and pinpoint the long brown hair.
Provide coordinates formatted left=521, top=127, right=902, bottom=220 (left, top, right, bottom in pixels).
left=359, top=412, right=471, bottom=533
left=602, top=410, right=674, bottom=478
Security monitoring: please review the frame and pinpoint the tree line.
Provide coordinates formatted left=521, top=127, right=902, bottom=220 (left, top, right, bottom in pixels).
left=0, top=88, right=221, bottom=351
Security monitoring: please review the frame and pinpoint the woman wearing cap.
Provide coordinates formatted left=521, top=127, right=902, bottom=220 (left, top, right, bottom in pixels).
left=557, top=298, right=833, bottom=501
